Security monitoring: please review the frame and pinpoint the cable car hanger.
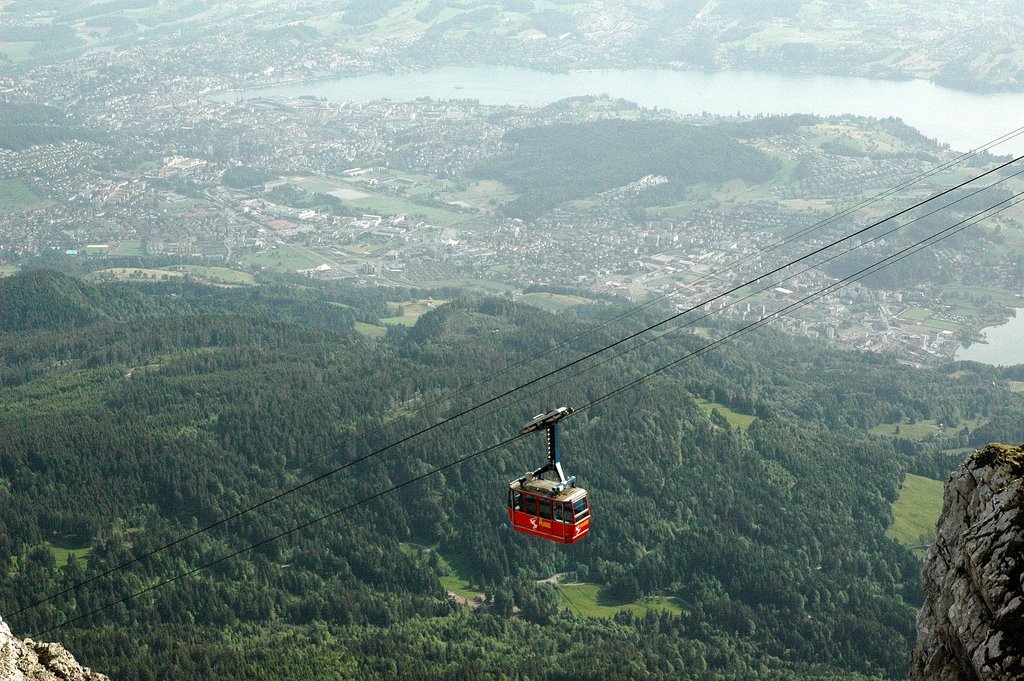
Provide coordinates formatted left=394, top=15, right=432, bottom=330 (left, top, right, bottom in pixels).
left=519, top=406, right=576, bottom=492
left=508, top=407, right=591, bottom=543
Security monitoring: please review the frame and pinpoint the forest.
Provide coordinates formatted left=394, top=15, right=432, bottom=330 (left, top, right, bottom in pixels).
left=471, top=119, right=779, bottom=219
left=1, top=269, right=1023, bottom=679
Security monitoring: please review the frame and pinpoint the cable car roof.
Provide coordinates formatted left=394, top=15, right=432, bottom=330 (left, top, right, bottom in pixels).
left=520, top=406, right=573, bottom=435
left=510, top=476, right=587, bottom=502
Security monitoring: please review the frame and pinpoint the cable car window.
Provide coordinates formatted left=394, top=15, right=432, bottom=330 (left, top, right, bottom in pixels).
left=573, top=497, right=589, bottom=519
left=553, top=503, right=565, bottom=522
left=509, top=490, right=521, bottom=511
left=538, top=498, right=552, bottom=520
left=523, top=494, right=537, bottom=516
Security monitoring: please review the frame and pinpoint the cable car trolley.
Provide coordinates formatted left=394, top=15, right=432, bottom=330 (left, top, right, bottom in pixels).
left=508, top=407, right=590, bottom=543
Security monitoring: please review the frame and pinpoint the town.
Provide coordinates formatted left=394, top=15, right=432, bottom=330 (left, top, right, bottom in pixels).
left=1, top=16, right=1022, bottom=367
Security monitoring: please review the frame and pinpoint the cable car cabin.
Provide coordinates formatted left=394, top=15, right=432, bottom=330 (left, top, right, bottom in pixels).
left=508, top=406, right=590, bottom=543
left=508, top=477, right=590, bottom=543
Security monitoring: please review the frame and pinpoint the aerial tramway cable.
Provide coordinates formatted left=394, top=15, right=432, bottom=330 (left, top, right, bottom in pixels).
left=482, top=124, right=1024, bottom=381
left=385, top=160, right=1024, bottom=449
left=13, top=151, right=1020, bottom=623
left=26, top=165, right=1024, bottom=637
left=13, top=152, right=1022, bottom=622
left=536, top=165, right=1024, bottom=387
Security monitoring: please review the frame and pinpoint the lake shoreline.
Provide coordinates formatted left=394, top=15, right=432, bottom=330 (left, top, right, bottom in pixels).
left=205, top=61, right=1024, bottom=102
left=207, top=65, right=1024, bottom=156
left=955, top=308, right=1024, bottom=367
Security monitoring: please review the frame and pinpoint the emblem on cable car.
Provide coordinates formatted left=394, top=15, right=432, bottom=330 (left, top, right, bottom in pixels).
left=507, top=407, right=590, bottom=543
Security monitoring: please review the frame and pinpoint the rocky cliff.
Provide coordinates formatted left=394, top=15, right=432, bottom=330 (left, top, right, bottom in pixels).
left=0, top=615, right=108, bottom=681
left=910, top=443, right=1024, bottom=681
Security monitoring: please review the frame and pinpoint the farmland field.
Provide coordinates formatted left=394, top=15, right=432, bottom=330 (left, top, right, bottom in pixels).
left=517, top=292, right=591, bottom=313
left=381, top=299, right=445, bottom=326
left=887, top=473, right=945, bottom=551
left=354, top=322, right=387, bottom=338
left=177, top=265, right=256, bottom=285
left=694, top=398, right=757, bottom=431
left=558, top=582, right=682, bottom=619
left=869, top=417, right=985, bottom=440
left=240, top=245, right=325, bottom=272
left=899, top=307, right=933, bottom=321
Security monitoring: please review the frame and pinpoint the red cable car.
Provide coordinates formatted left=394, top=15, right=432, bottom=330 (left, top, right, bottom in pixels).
left=508, top=407, right=590, bottom=543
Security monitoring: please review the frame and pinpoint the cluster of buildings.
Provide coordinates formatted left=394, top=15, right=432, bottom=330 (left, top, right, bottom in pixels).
left=0, top=36, right=1020, bottom=364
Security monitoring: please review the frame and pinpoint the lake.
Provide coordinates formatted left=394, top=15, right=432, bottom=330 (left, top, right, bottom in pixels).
left=214, top=66, right=1024, bottom=155
left=955, top=309, right=1024, bottom=366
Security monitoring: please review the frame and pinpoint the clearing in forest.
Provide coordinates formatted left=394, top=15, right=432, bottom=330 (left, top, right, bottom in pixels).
left=887, top=473, right=944, bottom=551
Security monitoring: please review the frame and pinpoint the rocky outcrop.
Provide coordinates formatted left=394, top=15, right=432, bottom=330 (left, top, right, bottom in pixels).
left=910, top=443, right=1024, bottom=681
left=0, top=615, right=108, bottom=681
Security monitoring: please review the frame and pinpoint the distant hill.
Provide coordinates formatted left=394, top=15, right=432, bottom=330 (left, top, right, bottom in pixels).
left=0, top=270, right=162, bottom=332
left=4, top=1, right=1023, bottom=93
left=0, top=270, right=371, bottom=336
left=471, top=119, right=778, bottom=219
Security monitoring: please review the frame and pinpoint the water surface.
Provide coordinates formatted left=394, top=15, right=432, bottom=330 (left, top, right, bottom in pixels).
left=216, top=66, right=1024, bottom=155
left=955, top=309, right=1024, bottom=366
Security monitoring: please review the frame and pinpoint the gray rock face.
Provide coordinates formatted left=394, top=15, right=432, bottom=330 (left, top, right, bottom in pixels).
left=910, top=443, right=1024, bottom=681
left=0, top=615, right=109, bottom=681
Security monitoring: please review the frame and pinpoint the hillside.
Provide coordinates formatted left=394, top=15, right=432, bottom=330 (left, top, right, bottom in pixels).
left=3, top=1, right=1023, bottom=92
left=471, top=119, right=778, bottom=219
left=0, top=269, right=164, bottom=332
left=1, top=272, right=1023, bottom=678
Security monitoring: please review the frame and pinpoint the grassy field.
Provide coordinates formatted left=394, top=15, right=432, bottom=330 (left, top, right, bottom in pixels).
left=240, top=245, right=324, bottom=272
left=111, top=241, right=146, bottom=256
left=917, top=318, right=961, bottom=332
left=448, top=180, right=518, bottom=208
left=381, top=299, right=444, bottom=326
left=869, top=417, right=986, bottom=440
left=1009, top=381, right=1024, bottom=393
left=349, top=194, right=465, bottom=225
left=694, top=398, right=757, bottom=431
left=354, top=322, right=387, bottom=338
left=438, top=551, right=485, bottom=602
left=516, top=292, right=591, bottom=313
left=899, top=307, right=933, bottom=321
left=558, top=583, right=683, bottom=619
left=399, top=542, right=484, bottom=602
left=896, top=305, right=961, bottom=331
left=44, top=541, right=92, bottom=566
left=177, top=265, right=256, bottom=285
left=887, top=473, right=945, bottom=550
left=0, top=265, right=20, bottom=277
left=0, top=178, right=42, bottom=211
left=650, top=201, right=698, bottom=219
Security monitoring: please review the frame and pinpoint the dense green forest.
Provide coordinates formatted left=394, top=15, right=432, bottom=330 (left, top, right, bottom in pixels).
left=471, top=119, right=779, bottom=219
left=1, top=270, right=1023, bottom=679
